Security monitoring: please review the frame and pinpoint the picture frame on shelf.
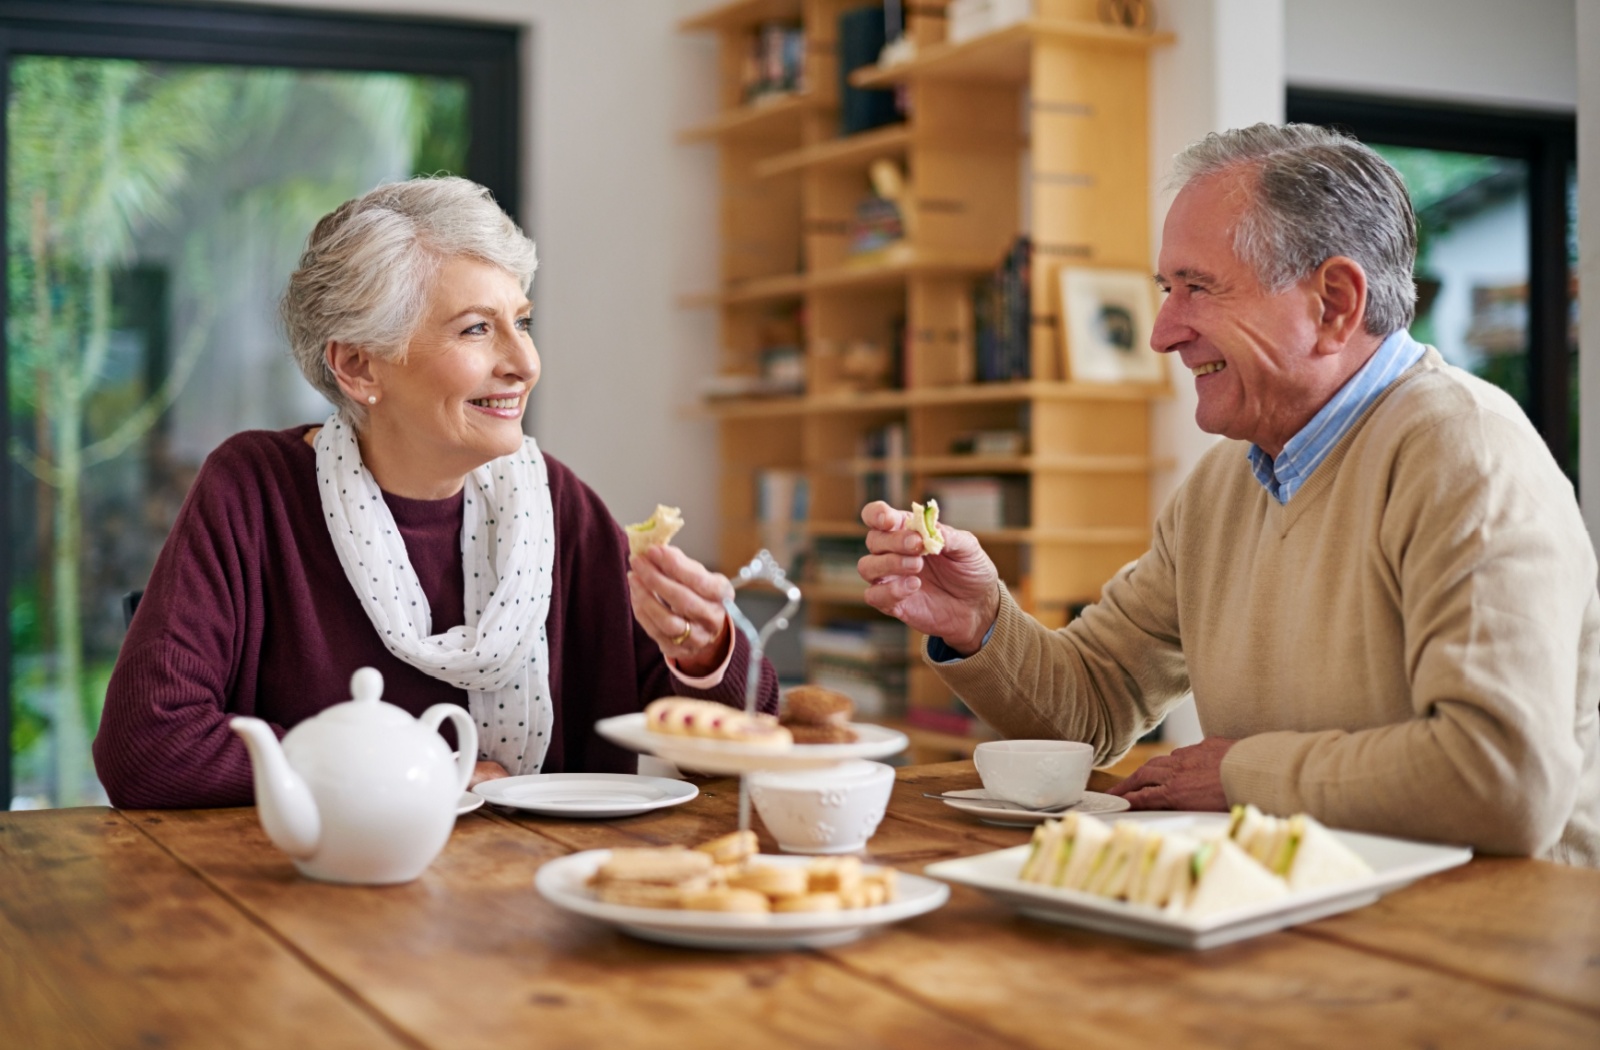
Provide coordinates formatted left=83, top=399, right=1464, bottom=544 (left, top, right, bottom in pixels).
left=1059, top=267, right=1164, bottom=384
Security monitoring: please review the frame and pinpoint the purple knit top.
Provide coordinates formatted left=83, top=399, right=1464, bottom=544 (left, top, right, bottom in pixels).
left=93, top=425, right=777, bottom=808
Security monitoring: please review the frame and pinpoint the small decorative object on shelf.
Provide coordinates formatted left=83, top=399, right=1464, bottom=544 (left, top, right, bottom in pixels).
left=741, top=21, right=806, bottom=104
left=1098, top=0, right=1150, bottom=31
left=1059, top=267, right=1164, bottom=384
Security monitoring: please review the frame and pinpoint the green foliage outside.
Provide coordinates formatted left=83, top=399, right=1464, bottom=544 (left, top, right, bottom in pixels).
left=7, top=58, right=468, bottom=806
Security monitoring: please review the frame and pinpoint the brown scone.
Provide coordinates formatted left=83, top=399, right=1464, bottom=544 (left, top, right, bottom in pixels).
left=786, top=722, right=859, bottom=745
left=594, top=848, right=714, bottom=885
left=780, top=685, right=855, bottom=727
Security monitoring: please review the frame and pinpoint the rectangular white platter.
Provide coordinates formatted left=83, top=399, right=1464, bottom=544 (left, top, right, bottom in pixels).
left=923, top=812, right=1472, bottom=950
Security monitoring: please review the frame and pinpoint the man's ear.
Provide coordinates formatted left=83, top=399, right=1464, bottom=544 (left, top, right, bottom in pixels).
left=1312, top=256, right=1368, bottom=355
left=325, top=340, right=378, bottom=403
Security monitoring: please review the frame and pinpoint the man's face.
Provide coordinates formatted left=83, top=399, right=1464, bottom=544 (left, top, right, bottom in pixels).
left=1152, top=172, right=1326, bottom=456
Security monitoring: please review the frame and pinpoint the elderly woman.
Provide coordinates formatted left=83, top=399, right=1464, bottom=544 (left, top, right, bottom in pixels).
left=94, top=177, right=777, bottom=808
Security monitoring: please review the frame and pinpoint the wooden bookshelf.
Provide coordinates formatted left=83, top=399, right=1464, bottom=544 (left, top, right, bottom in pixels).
left=682, top=0, right=1173, bottom=740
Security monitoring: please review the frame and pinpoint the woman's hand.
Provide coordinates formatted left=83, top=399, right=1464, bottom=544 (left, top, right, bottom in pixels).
left=468, top=760, right=510, bottom=789
left=857, top=501, right=1002, bottom=655
left=628, top=544, right=734, bottom=677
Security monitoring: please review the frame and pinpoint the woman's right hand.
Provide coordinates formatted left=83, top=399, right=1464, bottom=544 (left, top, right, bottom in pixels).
left=856, top=501, right=1001, bottom=656
left=469, top=760, right=510, bottom=789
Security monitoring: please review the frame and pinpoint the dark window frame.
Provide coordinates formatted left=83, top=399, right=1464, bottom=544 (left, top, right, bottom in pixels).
left=1287, top=88, right=1577, bottom=476
left=1, top=0, right=523, bottom=805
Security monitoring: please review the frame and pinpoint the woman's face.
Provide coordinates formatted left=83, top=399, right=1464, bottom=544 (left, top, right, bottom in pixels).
left=363, top=256, right=539, bottom=496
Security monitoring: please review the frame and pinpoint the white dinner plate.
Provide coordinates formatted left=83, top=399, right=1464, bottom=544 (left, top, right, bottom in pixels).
left=924, top=813, right=1472, bottom=950
left=594, top=712, right=908, bottom=775
left=938, top=788, right=1130, bottom=826
left=535, top=850, right=949, bottom=950
left=456, top=791, right=485, bottom=815
left=471, top=773, right=699, bottom=818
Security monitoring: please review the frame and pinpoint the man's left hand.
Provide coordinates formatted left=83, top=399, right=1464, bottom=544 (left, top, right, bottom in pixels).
left=1107, top=737, right=1237, bottom=811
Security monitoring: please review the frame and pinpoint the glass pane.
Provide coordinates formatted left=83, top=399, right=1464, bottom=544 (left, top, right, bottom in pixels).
left=7, top=58, right=469, bottom=808
left=1374, top=145, right=1532, bottom=409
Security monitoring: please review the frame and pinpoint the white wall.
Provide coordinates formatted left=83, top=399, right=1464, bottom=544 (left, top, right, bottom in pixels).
left=1285, top=0, right=1577, bottom=111
left=210, top=0, right=728, bottom=566
left=1580, top=0, right=1600, bottom=544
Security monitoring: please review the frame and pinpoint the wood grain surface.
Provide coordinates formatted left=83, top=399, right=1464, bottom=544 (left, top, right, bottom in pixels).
left=4, top=762, right=1599, bottom=1050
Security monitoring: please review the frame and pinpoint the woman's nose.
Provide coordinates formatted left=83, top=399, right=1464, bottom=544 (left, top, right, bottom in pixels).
left=498, top=328, right=539, bottom=381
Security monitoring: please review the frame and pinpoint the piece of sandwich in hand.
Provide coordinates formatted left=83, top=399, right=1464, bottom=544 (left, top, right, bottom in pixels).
left=908, top=499, right=945, bottom=555
left=625, top=504, right=684, bottom=558
left=1227, top=804, right=1373, bottom=890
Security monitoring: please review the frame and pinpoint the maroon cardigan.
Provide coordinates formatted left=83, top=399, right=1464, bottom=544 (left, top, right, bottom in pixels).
left=94, top=426, right=777, bottom=808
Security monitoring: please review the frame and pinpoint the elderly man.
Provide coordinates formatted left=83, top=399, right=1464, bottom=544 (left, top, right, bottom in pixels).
left=858, top=123, right=1599, bottom=864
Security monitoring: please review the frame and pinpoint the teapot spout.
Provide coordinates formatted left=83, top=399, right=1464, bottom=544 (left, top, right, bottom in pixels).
left=230, top=717, right=321, bottom=859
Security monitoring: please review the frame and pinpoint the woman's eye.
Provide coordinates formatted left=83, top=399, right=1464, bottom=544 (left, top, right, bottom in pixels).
left=463, top=321, right=489, bottom=336
left=516, top=315, right=533, bottom=333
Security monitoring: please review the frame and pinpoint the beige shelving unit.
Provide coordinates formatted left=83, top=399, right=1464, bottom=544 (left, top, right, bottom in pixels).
left=681, top=0, right=1172, bottom=762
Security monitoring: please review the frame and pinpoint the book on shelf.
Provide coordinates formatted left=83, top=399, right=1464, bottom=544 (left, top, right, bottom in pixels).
left=972, top=236, right=1033, bottom=383
left=837, top=5, right=903, bottom=135
left=857, top=421, right=907, bottom=510
left=741, top=21, right=806, bottom=104
left=803, top=619, right=908, bottom=664
left=807, top=655, right=907, bottom=720
left=904, top=696, right=996, bottom=738
left=810, top=536, right=869, bottom=587
left=755, top=468, right=809, bottom=573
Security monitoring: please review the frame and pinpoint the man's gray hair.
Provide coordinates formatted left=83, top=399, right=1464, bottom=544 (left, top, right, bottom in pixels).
left=281, top=176, right=538, bottom=426
left=1170, top=123, right=1417, bottom=335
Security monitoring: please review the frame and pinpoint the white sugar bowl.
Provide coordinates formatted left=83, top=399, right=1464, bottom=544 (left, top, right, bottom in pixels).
left=748, top=760, right=895, bottom=854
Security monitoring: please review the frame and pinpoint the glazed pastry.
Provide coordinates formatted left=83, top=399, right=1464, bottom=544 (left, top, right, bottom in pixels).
left=643, top=698, right=794, bottom=749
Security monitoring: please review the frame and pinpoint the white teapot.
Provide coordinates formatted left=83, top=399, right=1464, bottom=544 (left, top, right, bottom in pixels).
left=230, top=667, right=476, bottom=885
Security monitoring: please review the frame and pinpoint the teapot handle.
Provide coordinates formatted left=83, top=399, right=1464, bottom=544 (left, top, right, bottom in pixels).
left=421, top=704, right=478, bottom=793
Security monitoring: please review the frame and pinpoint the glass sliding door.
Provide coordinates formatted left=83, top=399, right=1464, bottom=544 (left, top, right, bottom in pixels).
left=2, top=3, right=520, bottom=809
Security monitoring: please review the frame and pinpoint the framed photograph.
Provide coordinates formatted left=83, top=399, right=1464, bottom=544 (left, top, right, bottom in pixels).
left=1059, top=267, right=1165, bottom=384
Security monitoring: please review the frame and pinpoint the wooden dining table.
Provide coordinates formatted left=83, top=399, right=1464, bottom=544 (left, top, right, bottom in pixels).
left=4, top=759, right=1599, bottom=1050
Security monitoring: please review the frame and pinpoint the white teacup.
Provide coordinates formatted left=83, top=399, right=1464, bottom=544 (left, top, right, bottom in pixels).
left=973, top=740, right=1094, bottom=809
left=748, top=760, right=895, bottom=854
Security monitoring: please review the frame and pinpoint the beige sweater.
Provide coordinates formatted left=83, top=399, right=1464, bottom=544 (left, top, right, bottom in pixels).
left=934, top=350, right=1600, bottom=865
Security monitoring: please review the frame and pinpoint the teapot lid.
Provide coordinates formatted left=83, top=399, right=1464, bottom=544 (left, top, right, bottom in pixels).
left=313, top=667, right=425, bottom=731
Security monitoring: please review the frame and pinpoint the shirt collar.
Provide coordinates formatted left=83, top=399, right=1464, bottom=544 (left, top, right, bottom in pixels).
left=1248, top=329, right=1426, bottom=504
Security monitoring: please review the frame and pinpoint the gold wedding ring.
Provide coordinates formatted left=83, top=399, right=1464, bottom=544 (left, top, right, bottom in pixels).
left=671, top=623, right=693, bottom=646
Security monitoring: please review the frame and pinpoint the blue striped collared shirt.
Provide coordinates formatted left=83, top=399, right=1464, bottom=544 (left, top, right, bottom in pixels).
left=1248, top=329, right=1426, bottom=504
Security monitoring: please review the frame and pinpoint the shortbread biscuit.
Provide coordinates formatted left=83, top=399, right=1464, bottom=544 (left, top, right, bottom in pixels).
left=595, top=881, right=688, bottom=909
left=728, top=864, right=809, bottom=899
left=774, top=892, right=843, bottom=913
left=696, top=830, right=759, bottom=866
left=643, top=698, right=794, bottom=748
left=681, top=888, right=771, bottom=913
left=595, top=848, right=714, bottom=885
left=807, top=856, right=863, bottom=895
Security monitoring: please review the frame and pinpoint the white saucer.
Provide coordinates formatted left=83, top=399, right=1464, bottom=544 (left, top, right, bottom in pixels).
left=536, top=851, right=949, bottom=950
left=471, top=773, right=699, bottom=819
left=456, top=791, right=485, bottom=815
left=939, top=788, right=1130, bottom=827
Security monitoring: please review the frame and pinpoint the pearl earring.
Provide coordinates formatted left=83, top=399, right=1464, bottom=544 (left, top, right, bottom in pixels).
left=367, top=395, right=377, bottom=405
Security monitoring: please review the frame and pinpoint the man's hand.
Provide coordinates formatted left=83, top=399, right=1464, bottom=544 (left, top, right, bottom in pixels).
left=1107, top=737, right=1237, bottom=811
left=856, top=501, right=1001, bottom=655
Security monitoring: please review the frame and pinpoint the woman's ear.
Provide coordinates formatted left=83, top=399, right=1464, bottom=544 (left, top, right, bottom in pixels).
left=325, top=340, right=379, bottom=404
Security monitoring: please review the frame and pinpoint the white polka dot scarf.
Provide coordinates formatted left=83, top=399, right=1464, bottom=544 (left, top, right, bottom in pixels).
left=314, top=416, right=556, bottom=775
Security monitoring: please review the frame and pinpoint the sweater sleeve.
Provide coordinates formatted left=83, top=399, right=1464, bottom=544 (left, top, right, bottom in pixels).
left=93, top=442, right=270, bottom=809
left=1221, top=407, right=1593, bottom=857
left=928, top=509, right=1192, bottom=766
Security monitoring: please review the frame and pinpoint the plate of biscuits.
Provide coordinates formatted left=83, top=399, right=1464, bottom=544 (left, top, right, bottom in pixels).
left=534, top=831, right=948, bottom=950
left=595, top=687, right=908, bottom=775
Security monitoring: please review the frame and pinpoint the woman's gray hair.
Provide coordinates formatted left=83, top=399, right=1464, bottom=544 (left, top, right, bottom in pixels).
left=1170, top=123, right=1417, bottom=335
left=282, top=176, right=538, bottom=426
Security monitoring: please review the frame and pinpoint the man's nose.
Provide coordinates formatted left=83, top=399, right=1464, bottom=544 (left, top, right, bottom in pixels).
left=1150, top=295, right=1189, bottom=355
